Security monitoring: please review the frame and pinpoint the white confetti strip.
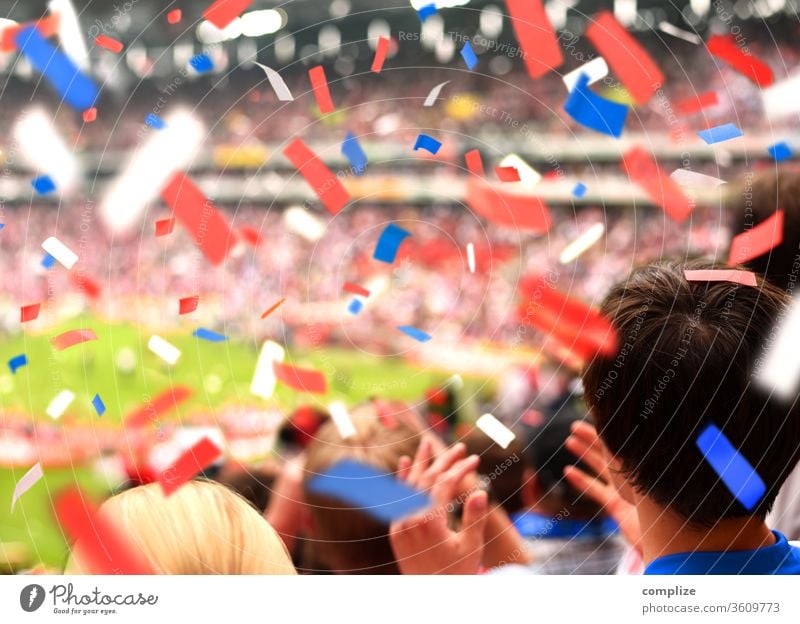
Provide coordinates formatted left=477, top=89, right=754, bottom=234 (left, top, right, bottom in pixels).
left=559, top=223, right=606, bottom=264
left=499, top=153, right=541, bottom=188
left=251, top=340, right=285, bottom=399
left=658, top=21, right=702, bottom=45
left=476, top=413, right=516, bottom=449
left=562, top=57, right=609, bottom=91
left=755, top=297, right=800, bottom=399
left=42, top=236, right=78, bottom=269
left=255, top=63, right=294, bottom=101
left=423, top=81, right=449, bottom=107
left=100, top=110, right=205, bottom=234
left=49, top=0, right=90, bottom=69
left=11, top=462, right=44, bottom=512
left=46, top=389, right=75, bottom=420
left=670, top=169, right=727, bottom=189
left=328, top=401, right=357, bottom=440
left=148, top=335, right=181, bottom=365
left=761, top=73, right=800, bottom=121
left=467, top=242, right=475, bottom=273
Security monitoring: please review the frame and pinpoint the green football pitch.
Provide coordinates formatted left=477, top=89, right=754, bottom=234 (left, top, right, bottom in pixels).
left=0, top=315, right=483, bottom=570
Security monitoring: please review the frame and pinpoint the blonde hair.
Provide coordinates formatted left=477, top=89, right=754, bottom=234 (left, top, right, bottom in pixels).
left=66, top=480, right=296, bottom=575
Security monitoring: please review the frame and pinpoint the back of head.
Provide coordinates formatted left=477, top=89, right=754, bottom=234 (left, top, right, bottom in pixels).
left=463, top=428, right=525, bottom=515
left=582, top=261, right=800, bottom=526
left=525, top=397, right=602, bottom=518
left=67, top=480, right=296, bottom=574
left=727, top=168, right=800, bottom=292
left=303, top=406, right=420, bottom=573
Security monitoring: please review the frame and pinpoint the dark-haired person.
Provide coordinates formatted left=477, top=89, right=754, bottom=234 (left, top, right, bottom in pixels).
left=394, top=262, right=800, bottom=574
left=510, top=398, right=625, bottom=574
left=578, top=261, right=800, bottom=574
left=727, top=168, right=800, bottom=540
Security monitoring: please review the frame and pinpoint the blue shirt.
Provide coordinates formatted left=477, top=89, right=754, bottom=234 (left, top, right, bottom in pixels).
left=645, top=531, right=800, bottom=575
left=511, top=510, right=619, bottom=540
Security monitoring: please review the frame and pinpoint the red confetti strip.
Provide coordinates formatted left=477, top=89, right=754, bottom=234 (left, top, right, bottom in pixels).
left=0, top=14, right=59, bottom=52
left=167, top=9, right=182, bottom=24
left=95, top=34, right=123, bottom=53
left=160, top=173, right=236, bottom=266
left=239, top=226, right=260, bottom=246
left=20, top=303, right=40, bottom=323
left=308, top=65, right=335, bottom=114
left=273, top=361, right=328, bottom=394
left=585, top=11, right=664, bottom=105
left=261, top=297, right=286, bottom=319
left=283, top=138, right=350, bottom=215
left=343, top=281, right=370, bottom=297
left=179, top=295, right=199, bottom=315
left=708, top=35, right=773, bottom=88
left=675, top=91, right=718, bottom=116
left=52, top=328, right=98, bottom=351
left=466, top=178, right=552, bottom=233
left=495, top=166, right=521, bottom=182
left=70, top=273, right=101, bottom=299
left=54, top=488, right=155, bottom=574
left=158, top=437, right=223, bottom=496
left=684, top=269, right=758, bottom=287
left=124, top=385, right=193, bottom=429
left=203, top=0, right=253, bottom=29
left=465, top=149, right=485, bottom=176
left=518, top=276, right=618, bottom=362
left=621, top=146, right=693, bottom=223
left=371, top=36, right=390, bottom=73
left=82, top=107, right=97, bottom=123
left=728, top=210, right=784, bottom=266
left=506, top=0, right=562, bottom=79
left=155, top=217, right=175, bottom=237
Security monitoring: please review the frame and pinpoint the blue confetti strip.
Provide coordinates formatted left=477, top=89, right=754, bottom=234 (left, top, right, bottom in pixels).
left=572, top=182, right=587, bottom=198
left=145, top=113, right=166, bottom=129
left=461, top=41, right=478, bottom=70
left=413, top=133, right=442, bottom=155
left=193, top=328, right=228, bottom=342
left=418, top=3, right=437, bottom=21
left=697, top=123, right=743, bottom=145
left=0, top=223, right=4, bottom=230
left=696, top=423, right=766, bottom=511
left=92, top=393, right=106, bottom=416
left=190, top=53, right=214, bottom=74
left=307, top=459, right=431, bottom=523
left=373, top=223, right=412, bottom=263
left=15, top=26, right=98, bottom=110
left=8, top=354, right=28, bottom=374
left=348, top=299, right=363, bottom=315
left=563, top=73, right=628, bottom=139
left=31, top=175, right=56, bottom=195
left=41, top=253, right=56, bottom=269
left=767, top=141, right=792, bottom=162
left=396, top=325, right=432, bottom=342
left=342, top=131, right=368, bottom=175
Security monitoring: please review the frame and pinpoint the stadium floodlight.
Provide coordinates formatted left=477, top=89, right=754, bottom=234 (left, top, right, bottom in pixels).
left=367, top=19, right=390, bottom=49
left=240, top=10, right=285, bottom=37
left=613, top=0, right=638, bottom=26
left=48, top=0, right=89, bottom=69
left=100, top=109, right=205, bottom=234
left=479, top=5, right=504, bottom=38
left=13, top=107, right=80, bottom=194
